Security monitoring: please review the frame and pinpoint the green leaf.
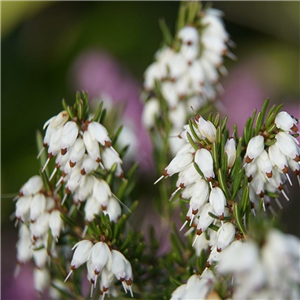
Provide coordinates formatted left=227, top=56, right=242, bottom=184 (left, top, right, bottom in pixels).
left=77, top=99, right=84, bottom=120
left=233, top=203, right=246, bottom=236
left=265, top=139, right=277, bottom=147
left=266, top=123, right=276, bottom=134
left=255, top=112, right=263, bottom=135
left=232, top=160, right=244, bottom=199
left=189, top=119, right=201, bottom=143
left=241, top=184, right=250, bottom=216
left=99, top=108, right=107, bottom=124
left=193, top=162, right=205, bottom=179
left=265, top=190, right=279, bottom=198
left=36, top=130, right=47, bottom=168
left=39, top=168, right=51, bottom=191
left=159, top=19, right=173, bottom=46
left=187, top=132, right=198, bottom=151
left=66, top=106, right=75, bottom=120
left=176, top=3, right=186, bottom=31
left=61, top=98, right=68, bottom=111
left=211, top=142, right=219, bottom=171
left=260, top=98, right=270, bottom=122
left=217, top=168, right=231, bottom=199
left=112, top=125, right=123, bottom=146
left=220, top=116, right=228, bottom=133
left=213, top=113, right=220, bottom=128
left=91, top=101, right=103, bottom=123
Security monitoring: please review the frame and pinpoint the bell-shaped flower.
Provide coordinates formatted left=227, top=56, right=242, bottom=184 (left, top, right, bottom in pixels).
left=244, top=135, right=264, bottom=163
left=143, top=62, right=161, bottom=91
left=196, top=203, right=215, bottom=234
left=268, top=143, right=288, bottom=173
left=88, top=122, right=111, bottom=146
left=83, top=130, right=101, bottom=161
left=250, top=170, right=266, bottom=198
left=111, top=250, right=127, bottom=281
left=102, top=147, right=123, bottom=178
left=209, top=187, right=226, bottom=217
left=81, top=155, right=99, bottom=175
left=104, top=196, right=121, bottom=223
left=61, top=121, right=78, bottom=155
left=216, top=222, right=235, bottom=251
left=84, top=196, right=102, bottom=222
left=30, top=212, right=50, bottom=239
left=276, top=132, right=299, bottom=161
left=73, top=175, right=94, bottom=203
left=199, top=58, right=219, bottom=83
left=100, top=267, right=114, bottom=297
left=16, top=228, right=32, bottom=264
left=48, top=127, right=63, bottom=157
left=170, top=284, right=187, bottom=300
left=89, top=242, right=111, bottom=275
left=168, top=102, right=187, bottom=129
left=180, top=44, right=199, bottom=63
left=189, top=60, right=205, bottom=86
left=16, top=196, right=32, bottom=222
left=256, top=150, right=273, bottom=178
left=19, top=175, right=43, bottom=196
left=49, top=210, right=63, bottom=239
left=45, top=197, right=55, bottom=211
left=195, top=148, right=215, bottom=180
left=87, top=259, right=97, bottom=285
left=196, top=117, right=216, bottom=143
left=275, top=111, right=298, bottom=132
left=142, top=98, right=160, bottom=128
left=33, top=268, right=50, bottom=293
left=176, top=163, right=201, bottom=188
left=244, top=161, right=257, bottom=181
left=164, top=151, right=193, bottom=177
left=181, top=182, right=197, bottom=199
left=70, top=240, right=93, bottom=270
left=178, top=26, right=199, bottom=45
left=161, top=81, right=179, bottom=109
left=225, top=138, right=236, bottom=169
left=190, top=178, right=209, bottom=214
left=65, top=167, right=82, bottom=194
left=69, top=138, right=85, bottom=167
left=93, top=179, right=111, bottom=210
left=192, top=230, right=210, bottom=256
left=32, top=243, right=48, bottom=268
left=49, top=110, right=69, bottom=129
left=30, top=193, right=46, bottom=222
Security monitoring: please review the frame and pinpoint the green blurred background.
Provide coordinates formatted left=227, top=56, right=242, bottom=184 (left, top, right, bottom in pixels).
left=1, top=0, right=300, bottom=278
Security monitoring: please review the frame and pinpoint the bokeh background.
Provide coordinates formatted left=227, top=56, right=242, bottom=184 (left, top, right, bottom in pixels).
left=1, top=2, right=299, bottom=299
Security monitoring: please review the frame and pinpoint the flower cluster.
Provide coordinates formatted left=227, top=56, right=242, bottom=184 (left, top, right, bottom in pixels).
left=244, top=111, right=299, bottom=209
left=13, top=93, right=134, bottom=298
left=15, top=175, right=61, bottom=292
left=218, top=229, right=300, bottom=299
left=155, top=114, right=238, bottom=260
left=65, top=240, right=133, bottom=299
left=142, top=4, right=234, bottom=153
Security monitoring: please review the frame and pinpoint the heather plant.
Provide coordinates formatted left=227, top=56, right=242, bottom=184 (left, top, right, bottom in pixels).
left=12, top=2, right=300, bottom=300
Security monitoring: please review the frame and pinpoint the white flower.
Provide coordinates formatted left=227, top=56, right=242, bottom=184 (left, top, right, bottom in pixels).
left=49, top=210, right=63, bottom=239
left=102, top=147, right=123, bottom=178
left=161, top=81, right=179, bottom=108
left=196, top=203, right=215, bottom=233
left=70, top=240, right=93, bottom=270
left=16, top=228, right=32, bottom=264
left=80, top=155, right=99, bottom=175
left=209, top=187, right=226, bottom=217
left=68, top=138, right=85, bottom=167
left=142, top=98, right=160, bottom=128
left=178, top=26, right=199, bottom=45
left=276, top=131, right=299, bottom=161
left=216, top=222, right=235, bottom=251
left=16, top=196, right=32, bottom=222
left=73, top=174, right=94, bottom=203
left=84, top=196, right=102, bottom=222
left=256, top=150, right=273, bottom=178
left=192, top=231, right=210, bottom=256
left=190, top=178, right=209, bottom=214
left=196, top=117, right=216, bottom=143
left=30, top=193, right=46, bottom=222
left=225, top=138, right=236, bottom=169
left=164, top=151, right=193, bottom=177
left=32, top=243, right=48, bottom=268
left=33, top=268, right=50, bottom=293
left=170, top=283, right=187, bottom=300
left=83, top=130, right=101, bottom=161
left=104, top=196, right=121, bottom=222
left=49, top=110, right=69, bottom=129
left=268, top=143, right=288, bottom=172
left=88, top=121, right=111, bottom=146
left=30, top=212, right=50, bottom=239
left=48, top=127, right=63, bottom=157
left=244, top=135, right=265, bottom=163
left=195, top=148, right=215, bottom=180
left=89, top=242, right=111, bottom=275
left=61, top=121, right=79, bottom=154
left=275, top=111, right=297, bottom=132
left=19, top=175, right=43, bottom=196
left=93, top=178, right=112, bottom=210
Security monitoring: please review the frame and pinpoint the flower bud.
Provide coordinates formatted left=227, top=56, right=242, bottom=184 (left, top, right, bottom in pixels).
left=50, top=111, right=69, bottom=129
left=275, top=111, right=297, bottom=132
left=104, top=196, right=121, bottom=223
left=61, top=121, right=79, bottom=154
left=83, top=130, right=101, bottom=161
left=81, top=155, right=99, bottom=175
left=225, top=138, right=236, bottom=169
left=195, top=149, right=215, bottom=180
left=88, top=122, right=111, bottom=146
left=90, top=242, right=111, bottom=275
left=196, top=117, right=216, bottom=143
left=102, top=147, right=123, bottom=178
left=209, top=187, right=226, bottom=217
left=165, top=151, right=193, bottom=177
left=256, top=150, right=273, bottom=178
left=245, top=135, right=264, bottom=163
left=276, top=132, right=300, bottom=161
left=93, top=179, right=112, bottom=210
left=84, top=196, right=102, bottom=222
left=16, top=196, right=32, bottom=222
left=70, top=240, right=93, bottom=269
left=217, top=222, right=235, bottom=251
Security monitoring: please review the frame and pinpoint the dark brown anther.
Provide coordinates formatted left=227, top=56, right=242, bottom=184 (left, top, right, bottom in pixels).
left=187, top=61, right=192, bottom=66
left=94, top=270, right=100, bottom=275
left=33, top=235, right=38, bottom=242
left=96, top=157, right=102, bottom=163
left=206, top=262, right=211, bottom=268
left=61, top=148, right=67, bottom=155
left=248, top=175, right=253, bottom=183
left=266, top=171, right=272, bottom=178
left=278, top=183, right=284, bottom=191
left=69, top=161, right=76, bottom=168
left=195, top=113, right=200, bottom=122
left=105, top=141, right=112, bottom=147
left=71, top=265, right=76, bottom=271
left=192, top=209, right=198, bottom=215
left=294, top=155, right=300, bottom=162
left=103, top=286, right=109, bottom=292
left=295, top=170, right=300, bottom=176
left=196, top=229, right=202, bottom=235
left=119, top=173, right=124, bottom=179
left=250, top=201, right=255, bottom=209
left=170, top=77, right=176, bottom=83
left=186, top=216, right=191, bottom=222
left=245, top=156, right=253, bottom=164
left=91, top=279, right=95, bottom=285
left=291, top=124, right=298, bottom=133
left=62, top=171, right=67, bottom=177
left=81, top=169, right=86, bottom=175
left=19, top=192, right=24, bottom=197
left=219, top=214, right=224, bottom=221
left=99, top=291, right=103, bottom=296
left=217, top=248, right=222, bottom=253
left=65, top=187, right=70, bottom=195
left=101, top=205, right=107, bottom=211
left=163, top=169, right=168, bottom=177
left=125, top=278, right=132, bottom=285
left=192, top=222, right=197, bottom=229
left=259, top=191, right=264, bottom=198
left=119, top=277, right=125, bottom=282
left=282, top=165, right=289, bottom=174
left=180, top=183, right=185, bottom=189
left=187, top=41, right=192, bottom=46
